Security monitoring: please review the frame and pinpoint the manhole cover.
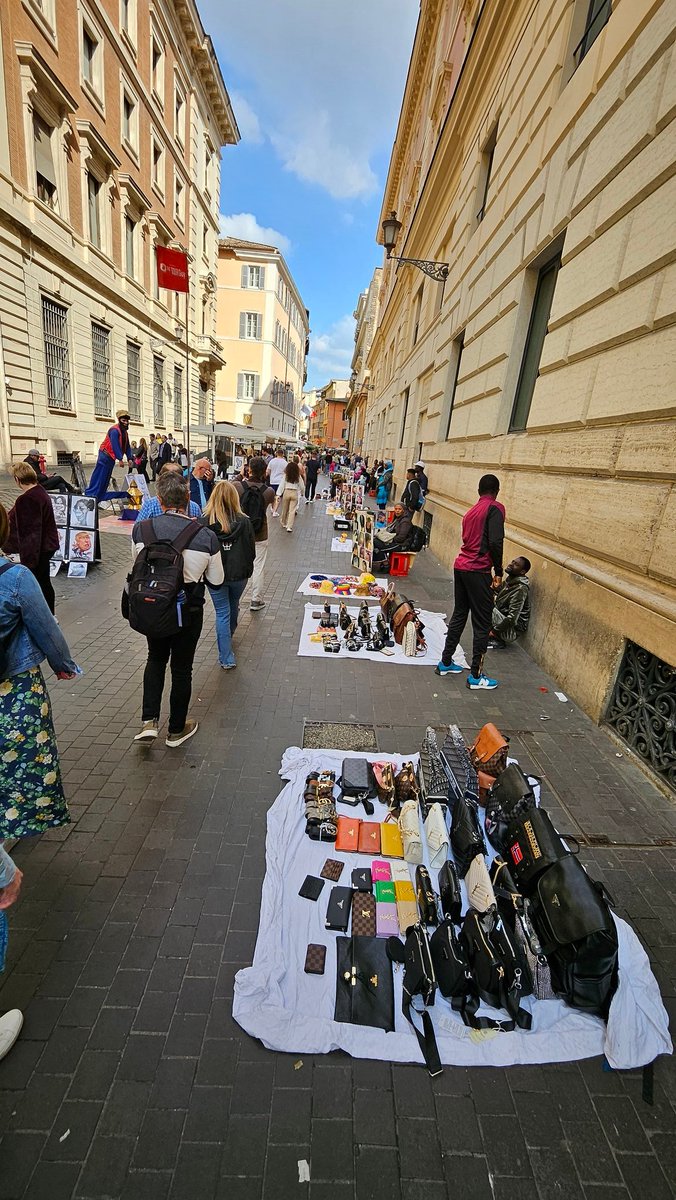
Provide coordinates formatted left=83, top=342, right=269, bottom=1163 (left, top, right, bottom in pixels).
left=302, top=721, right=378, bottom=751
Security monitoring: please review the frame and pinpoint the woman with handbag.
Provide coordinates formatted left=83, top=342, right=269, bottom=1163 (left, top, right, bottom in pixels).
left=277, top=460, right=303, bottom=532
left=134, top=437, right=149, bottom=482
left=203, top=482, right=256, bottom=670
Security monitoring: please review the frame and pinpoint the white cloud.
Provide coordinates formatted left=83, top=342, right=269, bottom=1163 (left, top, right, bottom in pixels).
left=201, top=0, right=417, bottom=201
left=230, top=91, right=264, bottom=145
left=219, top=212, right=291, bottom=255
left=307, top=313, right=356, bottom=386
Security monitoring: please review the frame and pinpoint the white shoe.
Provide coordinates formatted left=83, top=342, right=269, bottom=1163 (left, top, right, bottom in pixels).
left=0, top=1010, right=23, bottom=1061
left=272, top=511, right=279, bottom=517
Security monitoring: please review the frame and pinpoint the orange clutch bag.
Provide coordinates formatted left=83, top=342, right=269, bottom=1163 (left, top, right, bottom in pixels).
left=335, top=816, right=360, bottom=852
left=358, top=822, right=381, bottom=854
left=380, top=821, right=404, bottom=859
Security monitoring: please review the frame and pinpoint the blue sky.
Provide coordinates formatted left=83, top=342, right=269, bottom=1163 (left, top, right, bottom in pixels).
left=198, top=0, right=419, bottom=389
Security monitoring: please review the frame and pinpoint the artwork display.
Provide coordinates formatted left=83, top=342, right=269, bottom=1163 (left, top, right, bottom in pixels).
left=67, top=529, right=95, bottom=562
left=69, top=496, right=98, bottom=530
left=48, top=560, right=62, bottom=578
left=352, top=509, right=374, bottom=573
left=125, top=473, right=150, bottom=501
left=50, top=491, right=100, bottom=566
left=67, top=562, right=88, bottom=578
left=50, top=495, right=69, bottom=527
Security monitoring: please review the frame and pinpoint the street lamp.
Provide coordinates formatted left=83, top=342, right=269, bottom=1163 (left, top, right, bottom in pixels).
left=381, top=211, right=449, bottom=282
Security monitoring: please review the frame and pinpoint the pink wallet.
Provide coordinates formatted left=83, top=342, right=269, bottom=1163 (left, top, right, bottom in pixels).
left=376, top=902, right=400, bottom=938
left=371, top=860, right=392, bottom=882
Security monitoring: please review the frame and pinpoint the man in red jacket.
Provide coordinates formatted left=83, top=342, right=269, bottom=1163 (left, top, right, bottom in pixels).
left=85, top=409, right=135, bottom=503
left=436, top=474, right=505, bottom=690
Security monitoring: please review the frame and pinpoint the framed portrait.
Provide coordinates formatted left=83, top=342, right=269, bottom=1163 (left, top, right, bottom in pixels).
left=49, top=560, right=62, bottom=577
left=69, top=495, right=97, bottom=530
left=125, top=473, right=150, bottom=500
left=67, top=562, right=88, bottom=578
left=67, top=528, right=95, bottom=562
left=50, top=494, right=69, bottom=526
left=51, top=528, right=67, bottom=561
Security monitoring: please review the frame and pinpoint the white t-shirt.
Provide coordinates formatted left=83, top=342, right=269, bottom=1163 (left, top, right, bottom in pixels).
left=268, top=457, right=287, bottom=487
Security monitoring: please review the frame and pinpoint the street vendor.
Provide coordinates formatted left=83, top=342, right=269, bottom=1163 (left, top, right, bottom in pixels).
left=85, top=409, right=135, bottom=503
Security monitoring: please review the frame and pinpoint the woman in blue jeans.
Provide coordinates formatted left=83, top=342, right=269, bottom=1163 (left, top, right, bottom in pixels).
left=204, top=482, right=256, bottom=670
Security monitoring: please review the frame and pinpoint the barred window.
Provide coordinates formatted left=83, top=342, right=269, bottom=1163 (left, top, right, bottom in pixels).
left=91, top=323, right=111, bottom=417
left=42, top=297, right=72, bottom=410
left=173, top=365, right=183, bottom=429
left=127, top=341, right=141, bottom=421
left=153, top=354, right=164, bottom=425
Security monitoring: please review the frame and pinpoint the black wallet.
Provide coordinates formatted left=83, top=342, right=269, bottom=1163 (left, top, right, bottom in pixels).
left=299, top=875, right=325, bottom=901
left=325, top=886, right=353, bottom=931
left=334, top=936, right=395, bottom=1031
left=352, top=867, right=373, bottom=892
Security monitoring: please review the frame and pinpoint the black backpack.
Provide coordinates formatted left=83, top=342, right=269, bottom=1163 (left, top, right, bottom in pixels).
left=239, top=482, right=267, bottom=534
left=408, top=525, right=427, bottom=552
left=125, top=519, right=201, bottom=638
left=0, top=561, right=19, bottom=677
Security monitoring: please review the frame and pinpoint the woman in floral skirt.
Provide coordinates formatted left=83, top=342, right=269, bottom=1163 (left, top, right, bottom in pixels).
left=0, top=502, right=80, bottom=840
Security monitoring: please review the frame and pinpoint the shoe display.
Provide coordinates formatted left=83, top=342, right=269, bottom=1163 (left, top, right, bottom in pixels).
left=134, top=719, right=159, bottom=741
left=250, top=600, right=266, bottom=611
left=166, top=719, right=199, bottom=747
left=435, top=662, right=463, bottom=675
left=466, top=674, right=498, bottom=690
left=0, top=1010, right=23, bottom=1061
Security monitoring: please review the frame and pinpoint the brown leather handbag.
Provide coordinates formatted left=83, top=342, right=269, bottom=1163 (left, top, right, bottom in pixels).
left=469, top=723, right=509, bottom=777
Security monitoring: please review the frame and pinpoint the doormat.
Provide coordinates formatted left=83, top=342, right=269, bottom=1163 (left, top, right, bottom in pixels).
left=302, top=721, right=378, bottom=751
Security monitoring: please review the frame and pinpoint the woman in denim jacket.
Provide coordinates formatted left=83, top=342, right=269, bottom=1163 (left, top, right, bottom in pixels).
left=0, top=844, right=23, bottom=1060
left=0, top=502, right=80, bottom=840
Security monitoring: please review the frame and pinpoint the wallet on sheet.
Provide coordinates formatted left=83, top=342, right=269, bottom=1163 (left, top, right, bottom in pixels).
left=374, top=880, right=396, bottom=904
left=298, top=875, right=325, bottom=901
left=358, top=822, right=381, bottom=854
left=320, top=858, right=344, bottom=882
left=371, top=860, right=392, bottom=882
left=351, top=892, right=377, bottom=937
left=335, top=815, right=361, bottom=852
left=376, top=902, right=400, bottom=938
left=394, top=879, right=416, bottom=903
left=396, top=899, right=419, bottom=935
left=391, top=860, right=411, bottom=882
left=304, top=944, right=327, bottom=974
left=325, top=886, right=353, bottom=932
left=352, top=867, right=373, bottom=892
left=380, top=821, right=404, bottom=859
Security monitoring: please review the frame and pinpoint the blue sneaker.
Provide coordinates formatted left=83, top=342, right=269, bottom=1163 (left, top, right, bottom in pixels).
left=466, top=673, right=498, bottom=690
left=435, top=661, right=463, bottom=676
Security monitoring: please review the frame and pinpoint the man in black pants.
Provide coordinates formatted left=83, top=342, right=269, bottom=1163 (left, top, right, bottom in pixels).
left=304, top=451, right=319, bottom=503
left=435, top=474, right=505, bottom=690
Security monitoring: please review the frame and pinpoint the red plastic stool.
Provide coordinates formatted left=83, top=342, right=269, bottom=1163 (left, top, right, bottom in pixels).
left=389, top=552, right=410, bottom=577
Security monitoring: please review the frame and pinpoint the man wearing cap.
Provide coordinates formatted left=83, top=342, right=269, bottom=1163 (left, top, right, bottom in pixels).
left=23, top=449, right=79, bottom=495
left=85, top=409, right=135, bottom=502
left=415, top=461, right=428, bottom=496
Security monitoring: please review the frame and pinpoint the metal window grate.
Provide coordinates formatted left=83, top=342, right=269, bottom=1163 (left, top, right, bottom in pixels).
left=606, top=640, right=675, bottom=792
left=42, top=297, right=72, bottom=411
left=127, top=341, right=141, bottom=421
left=153, top=355, right=164, bottom=426
left=91, top=322, right=111, bottom=417
left=173, top=366, right=183, bottom=429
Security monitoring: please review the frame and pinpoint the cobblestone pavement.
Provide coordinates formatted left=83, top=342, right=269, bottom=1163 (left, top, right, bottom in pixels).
left=0, top=479, right=674, bottom=1199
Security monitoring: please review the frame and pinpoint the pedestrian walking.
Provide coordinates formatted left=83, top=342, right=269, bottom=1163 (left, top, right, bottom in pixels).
left=0, top=501, right=80, bottom=840
left=233, top=457, right=275, bottom=612
left=130, top=471, right=223, bottom=746
left=304, top=451, right=319, bottom=503
left=156, top=436, right=172, bottom=472
left=204, top=482, right=255, bottom=670
left=267, top=450, right=287, bottom=516
left=3, top=463, right=60, bottom=612
left=278, top=460, right=303, bottom=532
left=436, top=473, right=505, bottom=690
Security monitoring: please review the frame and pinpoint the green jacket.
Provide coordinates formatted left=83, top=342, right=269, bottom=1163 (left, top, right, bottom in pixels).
left=492, top=575, right=531, bottom=643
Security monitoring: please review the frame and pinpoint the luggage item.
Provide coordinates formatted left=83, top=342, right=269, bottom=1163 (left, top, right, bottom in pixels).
left=320, top=858, right=344, bottom=882
left=387, top=925, right=442, bottom=1075
left=464, top=855, right=496, bottom=914
left=506, top=806, right=572, bottom=893
left=376, top=903, right=400, bottom=937
left=375, top=880, right=396, bottom=903
left=430, top=918, right=474, bottom=1007
left=352, top=868, right=373, bottom=892
left=394, top=761, right=419, bottom=808
left=394, top=880, right=416, bottom=903
left=438, top=860, right=462, bottom=925
left=372, top=761, right=396, bottom=809
left=399, top=800, right=423, bottom=864
left=304, top=770, right=338, bottom=842
left=371, top=860, right=392, bottom=881
left=304, top=944, right=327, bottom=975
left=335, top=815, right=360, bottom=852
left=415, top=865, right=438, bottom=927
left=298, top=875, right=325, bottom=901
left=396, top=899, right=419, bottom=935
left=418, top=729, right=451, bottom=814
left=460, top=908, right=533, bottom=1030
left=469, top=723, right=509, bottom=777
left=391, top=861, right=411, bottom=882
left=335, top=936, right=395, bottom=1031
left=125, top=518, right=202, bottom=638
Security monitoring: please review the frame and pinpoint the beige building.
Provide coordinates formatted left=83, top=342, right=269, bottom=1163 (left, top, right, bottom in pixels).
left=346, top=267, right=382, bottom=454
left=365, top=0, right=676, bottom=785
left=0, top=0, right=237, bottom=467
left=213, top=237, right=309, bottom=443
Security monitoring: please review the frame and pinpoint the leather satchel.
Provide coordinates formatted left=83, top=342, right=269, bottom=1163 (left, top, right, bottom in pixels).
left=450, top=794, right=486, bottom=877
left=469, top=723, right=509, bottom=777
left=351, top=893, right=377, bottom=937
left=399, top=800, right=423, bottom=864
left=335, top=936, right=395, bottom=1031
left=387, top=925, right=442, bottom=1076
left=415, top=865, right=438, bottom=927
left=424, top=803, right=450, bottom=869
left=438, top=861, right=462, bottom=924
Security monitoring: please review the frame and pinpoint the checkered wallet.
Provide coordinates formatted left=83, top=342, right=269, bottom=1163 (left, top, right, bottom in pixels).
left=320, top=859, right=344, bottom=882
left=304, top=944, right=327, bottom=975
left=351, top=893, right=376, bottom=937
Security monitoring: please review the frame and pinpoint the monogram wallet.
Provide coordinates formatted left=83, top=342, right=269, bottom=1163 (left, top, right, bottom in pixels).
left=320, top=858, right=345, bottom=882
left=325, top=886, right=353, bottom=932
left=371, top=859, right=392, bottom=881
left=394, top=879, right=416, bottom=903
left=351, top=892, right=377, bottom=937
left=375, top=880, right=396, bottom=904
left=304, top=944, right=327, bottom=974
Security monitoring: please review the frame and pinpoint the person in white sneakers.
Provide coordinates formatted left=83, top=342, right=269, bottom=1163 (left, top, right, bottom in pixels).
left=0, top=844, right=24, bottom=1061
left=266, top=450, right=287, bottom=515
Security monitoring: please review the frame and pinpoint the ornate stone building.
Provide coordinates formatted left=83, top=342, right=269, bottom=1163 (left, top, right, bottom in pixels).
left=364, top=0, right=675, bottom=783
left=0, top=0, right=238, bottom=465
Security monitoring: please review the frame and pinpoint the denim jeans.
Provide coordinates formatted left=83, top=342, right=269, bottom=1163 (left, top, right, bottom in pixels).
left=208, top=580, right=247, bottom=666
left=142, top=609, right=203, bottom=733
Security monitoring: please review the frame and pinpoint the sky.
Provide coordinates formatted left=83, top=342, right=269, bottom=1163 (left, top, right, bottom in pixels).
left=198, top=0, right=420, bottom=390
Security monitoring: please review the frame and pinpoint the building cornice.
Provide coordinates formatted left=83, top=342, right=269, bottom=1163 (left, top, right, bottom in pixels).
left=173, top=0, right=240, bottom=146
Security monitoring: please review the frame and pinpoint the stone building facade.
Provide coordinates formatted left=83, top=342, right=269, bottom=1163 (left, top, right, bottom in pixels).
left=0, top=0, right=237, bottom=467
left=213, top=237, right=309, bottom=443
left=346, top=267, right=382, bottom=455
left=364, top=0, right=676, bottom=770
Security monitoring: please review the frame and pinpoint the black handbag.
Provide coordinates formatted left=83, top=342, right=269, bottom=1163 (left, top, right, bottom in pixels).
left=460, top=908, right=533, bottom=1031
left=484, top=764, right=538, bottom=854
left=450, top=793, right=486, bottom=877
left=334, top=936, right=395, bottom=1031
left=438, top=860, right=462, bottom=925
left=430, top=919, right=474, bottom=1006
left=415, top=865, right=438, bottom=927
left=338, top=759, right=376, bottom=815
left=506, top=807, right=571, bottom=893
left=387, top=924, right=442, bottom=1076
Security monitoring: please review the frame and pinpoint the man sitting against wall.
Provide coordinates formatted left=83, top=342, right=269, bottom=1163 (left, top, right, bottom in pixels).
left=490, top=557, right=532, bottom=647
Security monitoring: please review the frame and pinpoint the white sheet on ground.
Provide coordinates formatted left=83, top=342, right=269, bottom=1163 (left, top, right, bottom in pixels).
left=331, top=538, right=352, bottom=553
left=297, top=574, right=387, bottom=598
left=296, top=603, right=465, bottom=669
left=233, top=748, right=672, bottom=1070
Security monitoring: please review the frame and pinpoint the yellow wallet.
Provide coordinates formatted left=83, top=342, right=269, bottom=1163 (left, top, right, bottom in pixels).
left=394, top=880, right=415, bottom=902
left=380, top=821, right=404, bottom=859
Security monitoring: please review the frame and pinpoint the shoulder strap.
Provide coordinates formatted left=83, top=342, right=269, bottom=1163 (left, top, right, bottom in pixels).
left=170, top=519, right=203, bottom=553
left=0, top=561, right=17, bottom=579
left=402, top=986, right=442, bottom=1077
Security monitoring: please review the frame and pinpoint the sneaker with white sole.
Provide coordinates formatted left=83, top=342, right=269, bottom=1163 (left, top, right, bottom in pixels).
left=134, top=719, right=159, bottom=742
left=466, top=673, right=498, bottom=690
left=435, top=661, right=463, bottom=676
left=250, top=600, right=266, bottom=611
left=0, top=1010, right=23, bottom=1061
left=165, top=719, right=199, bottom=747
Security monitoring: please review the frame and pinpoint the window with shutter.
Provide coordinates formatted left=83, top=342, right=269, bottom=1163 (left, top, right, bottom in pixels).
left=237, top=372, right=244, bottom=399
left=239, top=312, right=246, bottom=338
left=256, top=313, right=262, bottom=339
left=259, top=266, right=266, bottom=289
left=241, top=265, right=248, bottom=289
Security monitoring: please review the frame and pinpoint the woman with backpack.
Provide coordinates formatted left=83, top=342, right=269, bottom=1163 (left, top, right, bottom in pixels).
left=203, top=482, right=256, bottom=670
left=277, top=460, right=304, bottom=532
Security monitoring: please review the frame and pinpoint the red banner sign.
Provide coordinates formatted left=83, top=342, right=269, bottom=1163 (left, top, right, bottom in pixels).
left=156, top=246, right=189, bottom=293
